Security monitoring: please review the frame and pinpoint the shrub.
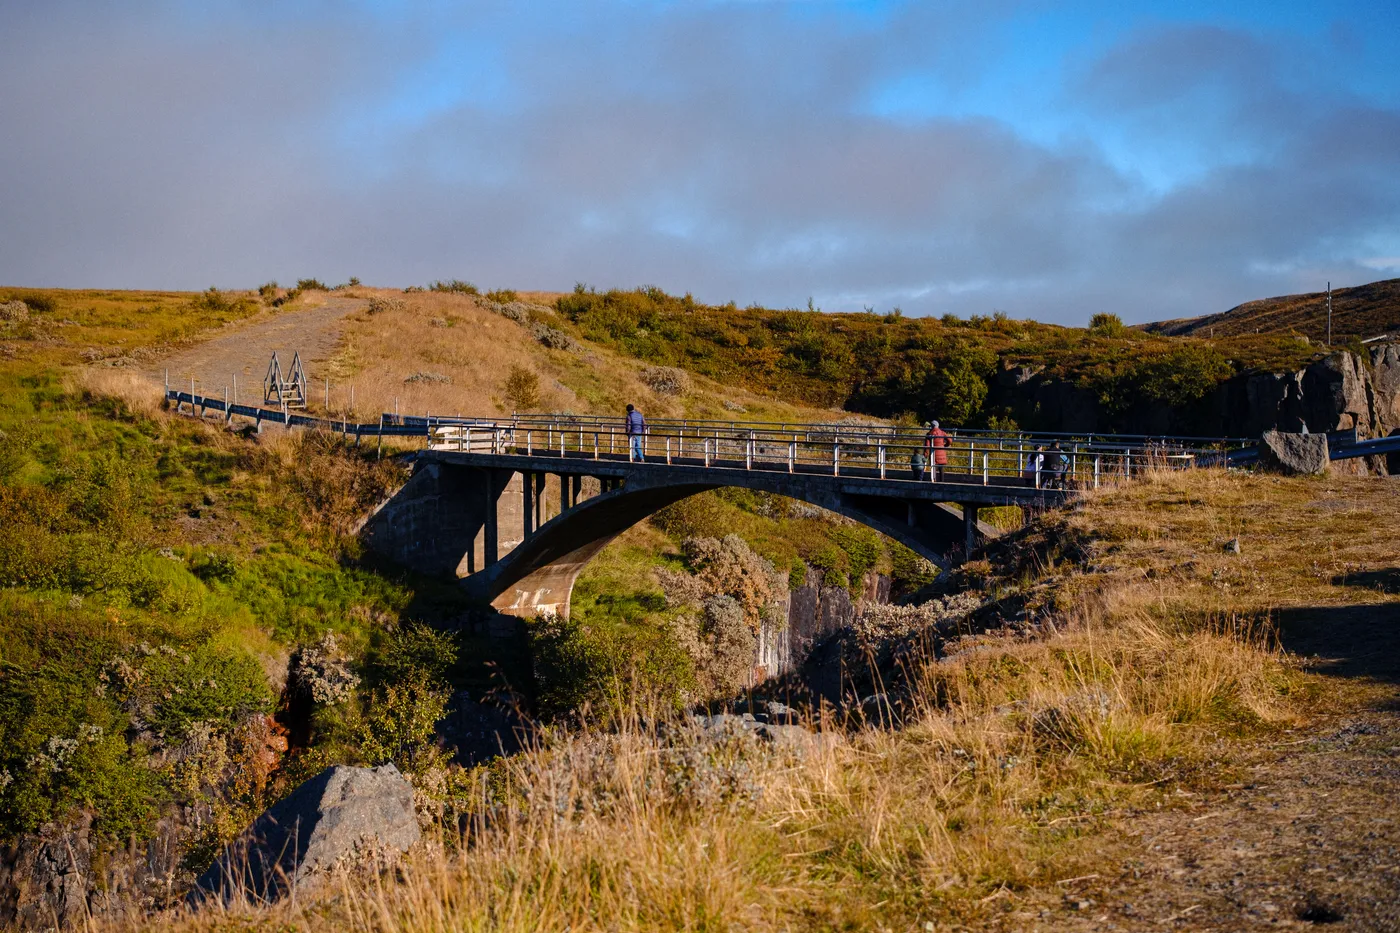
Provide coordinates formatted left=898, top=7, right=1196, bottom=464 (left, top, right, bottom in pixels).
left=0, top=291, right=55, bottom=314
left=640, top=365, right=690, bottom=397
left=190, top=550, right=238, bottom=583
left=485, top=288, right=519, bottom=304
left=503, top=365, right=542, bottom=411
left=103, top=640, right=273, bottom=739
left=528, top=612, right=694, bottom=718
left=367, top=296, right=406, bottom=315
left=697, top=595, right=756, bottom=696
left=1089, top=312, right=1128, bottom=338
left=192, top=287, right=255, bottom=315
left=296, top=278, right=329, bottom=291
left=679, top=535, right=784, bottom=632
left=430, top=280, right=479, bottom=296
left=350, top=680, right=450, bottom=773
left=404, top=371, right=452, bottom=385
left=366, top=622, right=458, bottom=689
left=287, top=633, right=360, bottom=706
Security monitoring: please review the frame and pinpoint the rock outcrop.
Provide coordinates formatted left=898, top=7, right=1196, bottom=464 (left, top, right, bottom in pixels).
left=759, top=570, right=893, bottom=678
left=192, top=764, right=419, bottom=906
left=1260, top=431, right=1330, bottom=475
left=992, top=344, right=1399, bottom=472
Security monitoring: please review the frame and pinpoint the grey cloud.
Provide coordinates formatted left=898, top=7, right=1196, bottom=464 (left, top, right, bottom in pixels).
left=0, top=1, right=1396, bottom=326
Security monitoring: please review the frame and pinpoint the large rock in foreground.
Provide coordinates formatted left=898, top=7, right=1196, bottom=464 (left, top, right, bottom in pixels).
left=192, top=764, right=419, bottom=906
left=1260, top=431, right=1330, bottom=475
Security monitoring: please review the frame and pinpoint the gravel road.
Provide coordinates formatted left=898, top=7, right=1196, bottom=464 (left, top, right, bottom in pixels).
left=152, top=296, right=364, bottom=397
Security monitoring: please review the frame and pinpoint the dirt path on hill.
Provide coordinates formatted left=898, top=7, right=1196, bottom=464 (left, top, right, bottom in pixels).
left=151, top=296, right=364, bottom=395
left=984, top=601, right=1400, bottom=933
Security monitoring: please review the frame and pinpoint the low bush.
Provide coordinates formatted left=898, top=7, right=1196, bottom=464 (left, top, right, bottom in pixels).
left=430, top=280, right=479, bottom=296
left=503, top=365, right=542, bottom=411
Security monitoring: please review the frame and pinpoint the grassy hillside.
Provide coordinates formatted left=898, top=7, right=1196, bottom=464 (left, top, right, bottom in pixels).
left=0, top=284, right=936, bottom=891
left=548, top=285, right=1321, bottom=430
left=1145, top=277, right=1400, bottom=343
left=319, top=286, right=846, bottom=424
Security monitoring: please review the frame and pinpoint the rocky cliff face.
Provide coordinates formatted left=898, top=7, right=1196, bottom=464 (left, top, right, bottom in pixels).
left=1223, top=344, right=1400, bottom=442
left=758, top=569, right=892, bottom=678
left=997, top=343, right=1400, bottom=460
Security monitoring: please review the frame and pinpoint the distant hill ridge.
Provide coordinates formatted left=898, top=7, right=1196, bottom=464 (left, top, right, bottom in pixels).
left=1145, top=278, right=1400, bottom=342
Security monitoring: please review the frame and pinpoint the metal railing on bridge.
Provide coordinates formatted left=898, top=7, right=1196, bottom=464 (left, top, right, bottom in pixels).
left=163, top=387, right=1251, bottom=490
left=416, top=412, right=1247, bottom=490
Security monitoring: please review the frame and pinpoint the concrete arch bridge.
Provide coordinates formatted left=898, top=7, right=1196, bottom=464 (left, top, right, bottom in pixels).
left=360, top=415, right=1221, bottom=619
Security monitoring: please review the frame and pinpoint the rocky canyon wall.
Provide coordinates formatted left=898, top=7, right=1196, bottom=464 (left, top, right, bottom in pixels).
left=997, top=343, right=1400, bottom=460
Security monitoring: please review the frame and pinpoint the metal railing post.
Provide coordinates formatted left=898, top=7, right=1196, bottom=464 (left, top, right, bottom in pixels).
left=878, top=442, right=885, bottom=479
left=666, top=437, right=672, bottom=465
left=982, top=452, right=989, bottom=485
left=527, top=431, right=533, bottom=456
left=833, top=444, right=840, bottom=476
left=593, top=433, right=599, bottom=460
left=704, top=439, right=712, bottom=468
left=746, top=438, right=752, bottom=470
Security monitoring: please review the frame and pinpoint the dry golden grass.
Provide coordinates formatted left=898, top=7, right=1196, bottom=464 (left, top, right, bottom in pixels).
left=319, top=288, right=843, bottom=424
left=73, top=367, right=167, bottom=418
left=88, top=467, right=1398, bottom=933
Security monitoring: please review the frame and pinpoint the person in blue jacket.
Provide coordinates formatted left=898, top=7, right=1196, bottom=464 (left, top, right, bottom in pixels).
left=625, top=403, right=647, bottom=461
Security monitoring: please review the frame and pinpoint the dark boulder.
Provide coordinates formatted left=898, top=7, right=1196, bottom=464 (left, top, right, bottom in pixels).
left=1260, top=431, right=1330, bottom=475
left=192, top=764, right=419, bottom=906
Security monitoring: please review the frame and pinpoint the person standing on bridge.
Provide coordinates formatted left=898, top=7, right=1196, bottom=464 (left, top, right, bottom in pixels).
left=1023, top=445, right=1045, bottom=487
left=1043, top=441, right=1067, bottom=489
left=625, top=403, right=647, bottom=462
left=924, top=420, right=950, bottom=481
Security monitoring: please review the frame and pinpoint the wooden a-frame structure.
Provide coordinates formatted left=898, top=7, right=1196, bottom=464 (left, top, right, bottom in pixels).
left=263, top=351, right=308, bottom=410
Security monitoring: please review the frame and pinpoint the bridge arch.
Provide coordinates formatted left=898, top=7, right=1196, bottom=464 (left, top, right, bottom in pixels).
left=361, top=456, right=1009, bottom=619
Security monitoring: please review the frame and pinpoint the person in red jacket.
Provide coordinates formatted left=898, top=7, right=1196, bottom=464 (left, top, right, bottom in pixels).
left=924, top=420, right=950, bottom=481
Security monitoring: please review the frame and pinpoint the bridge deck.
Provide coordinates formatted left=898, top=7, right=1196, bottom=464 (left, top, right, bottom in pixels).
left=422, top=449, right=1071, bottom=507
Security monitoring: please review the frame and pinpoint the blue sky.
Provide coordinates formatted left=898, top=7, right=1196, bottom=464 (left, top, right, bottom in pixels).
left=2, top=0, right=1398, bottom=324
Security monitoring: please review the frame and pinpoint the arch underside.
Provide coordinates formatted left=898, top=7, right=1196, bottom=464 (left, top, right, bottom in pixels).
left=461, top=473, right=992, bottom=619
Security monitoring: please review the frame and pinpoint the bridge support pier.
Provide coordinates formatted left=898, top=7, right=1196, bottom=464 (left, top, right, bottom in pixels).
left=484, top=475, right=499, bottom=567
left=963, top=502, right=977, bottom=559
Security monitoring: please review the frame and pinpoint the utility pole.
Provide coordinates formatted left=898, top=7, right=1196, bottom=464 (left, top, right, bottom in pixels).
left=1326, top=282, right=1333, bottom=347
